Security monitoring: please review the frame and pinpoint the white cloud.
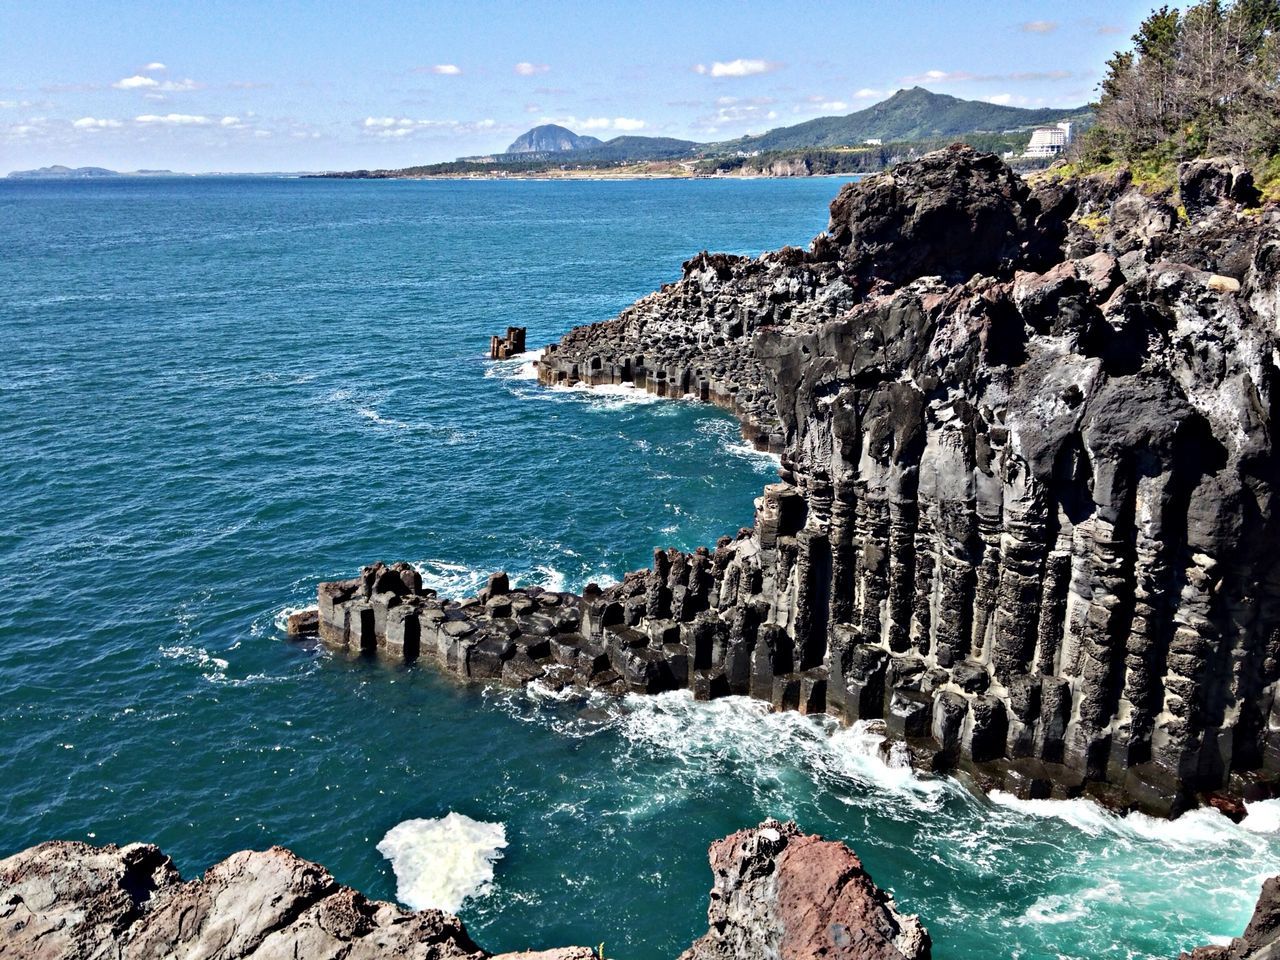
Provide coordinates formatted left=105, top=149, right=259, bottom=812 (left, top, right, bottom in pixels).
left=986, top=93, right=1014, bottom=105
left=514, top=62, right=549, bottom=76
left=135, top=113, right=211, bottom=125
left=73, top=117, right=123, bottom=129
left=1020, top=20, right=1058, bottom=33
left=539, top=115, right=646, bottom=132
left=694, top=59, right=781, bottom=78
left=114, top=75, right=159, bottom=90
left=362, top=116, right=499, bottom=137
left=220, top=116, right=242, bottom=126
left=904, top=68, right=1072, bottom=85
left=144, top=62, right=167, bottom=72
left=158, top=78, right=200, bottom=92
left=854, top=88, right=883, bottom=99
left=432, top=64, right=462, bottom=75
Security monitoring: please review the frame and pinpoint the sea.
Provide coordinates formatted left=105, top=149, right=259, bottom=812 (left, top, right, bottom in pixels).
left=2, top=175, right=1277, bottom=960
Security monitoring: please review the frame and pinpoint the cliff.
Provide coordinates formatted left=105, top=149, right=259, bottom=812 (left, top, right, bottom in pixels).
left=315, top=146, right=1280, bottom=816
left=0, top=823, right=924, bottom=960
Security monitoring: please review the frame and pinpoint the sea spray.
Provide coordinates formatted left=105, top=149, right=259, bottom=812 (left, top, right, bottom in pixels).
left=377, top=812, right=508, bottom=913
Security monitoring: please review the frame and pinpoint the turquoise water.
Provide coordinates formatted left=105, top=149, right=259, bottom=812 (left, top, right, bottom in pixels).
left=1, top=176, right=1277, bottom=960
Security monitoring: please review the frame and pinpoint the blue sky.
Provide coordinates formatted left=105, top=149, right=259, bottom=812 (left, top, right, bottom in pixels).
left=0, top=0, right=1155, bottom=173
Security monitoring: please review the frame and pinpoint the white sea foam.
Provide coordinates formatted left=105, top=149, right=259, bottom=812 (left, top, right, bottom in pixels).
left=377, top=812, right=508, bottom=913
left=990, top=790, right=1280, bottom=850
left=357, top=406, right=410, bottom=430
left=159, top=644, right=229, bottom=676
left=1021, top=882, right=1123, bottom=924
left=485, top=348, right=544, bottom=382
left=725, top=439, right=783, bottom=470
left=536, top=380, right=685, bottom=413
left=412, top=559, right=490, bottom=598
left=613, top=691, right=945, bottom=801
left=272, top=605, right=315, bottom=634
left=1243, top=798, right=1280, bottom=834
left=526, top=564, right=567, bottom=593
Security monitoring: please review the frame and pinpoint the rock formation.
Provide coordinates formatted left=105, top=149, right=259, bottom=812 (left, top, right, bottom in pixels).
left=680, top=820, right=929, bottom=960
left=1181, top=876, right=1280, bottom=959
left=0, top=838, right=594, bottom=960
left=0, top=824, right=924, bottom=960
left=490, top=326, right=527, bottom=360
left=317, top=147, right=1280, bottom=815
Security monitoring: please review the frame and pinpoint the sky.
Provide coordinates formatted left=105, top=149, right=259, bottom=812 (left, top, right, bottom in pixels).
left=0, top=0, right=1157, bottom=174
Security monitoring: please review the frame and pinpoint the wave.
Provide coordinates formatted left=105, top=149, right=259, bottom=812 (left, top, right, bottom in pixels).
left=989, top=791, right=1280, bottom=848
left=272, top=604, right=315, bottom=634
left=410, top=558, right=576, bottom=600
left=1020, top=881, right=1123, bottom=924
left=484, top=348, right=544, bottom=383
left=377, top=812, right=508, bottom=913
left=357, top=406, right=411, bottom=430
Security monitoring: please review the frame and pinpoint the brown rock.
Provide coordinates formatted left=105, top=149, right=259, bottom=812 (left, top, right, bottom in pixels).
left=680, top=820, right=930, bottom=960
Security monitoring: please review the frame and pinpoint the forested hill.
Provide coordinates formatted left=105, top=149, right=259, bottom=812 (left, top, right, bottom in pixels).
left=720, top=88, right=1090, bottom=152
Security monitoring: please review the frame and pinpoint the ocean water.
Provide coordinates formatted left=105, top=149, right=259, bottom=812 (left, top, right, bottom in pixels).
left=1, top=175, right=1277, bottom=960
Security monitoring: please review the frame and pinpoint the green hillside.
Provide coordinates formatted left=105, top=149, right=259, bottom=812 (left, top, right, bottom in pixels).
left=719, top=87, right=1090, bottom=152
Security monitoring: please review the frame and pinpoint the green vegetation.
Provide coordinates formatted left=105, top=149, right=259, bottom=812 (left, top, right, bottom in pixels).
left=1077, top=0, right=1280, bottom=188
left=716, top=87, right=1090, bottom=153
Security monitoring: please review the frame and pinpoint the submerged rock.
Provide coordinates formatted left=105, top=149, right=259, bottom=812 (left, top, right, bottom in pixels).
left=680, top=820, right=930, bottom=960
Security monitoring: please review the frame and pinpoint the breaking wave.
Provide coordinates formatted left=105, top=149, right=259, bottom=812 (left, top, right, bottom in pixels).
left=377, top=812, right=508, bottom=913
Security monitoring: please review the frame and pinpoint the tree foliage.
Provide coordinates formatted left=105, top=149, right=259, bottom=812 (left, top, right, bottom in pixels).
left=1084, top=0, right=1280, bottom=166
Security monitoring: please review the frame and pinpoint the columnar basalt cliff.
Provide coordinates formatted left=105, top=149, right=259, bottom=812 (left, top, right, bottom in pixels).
left=0, top=823, right=925, bottom=960
left=315, top=146, right=1280, bottom=815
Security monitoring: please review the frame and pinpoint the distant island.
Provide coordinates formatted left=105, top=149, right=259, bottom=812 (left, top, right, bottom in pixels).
left=6, top=165, right=180, bottom=180
left=313, top=87, right=1093, bottom=180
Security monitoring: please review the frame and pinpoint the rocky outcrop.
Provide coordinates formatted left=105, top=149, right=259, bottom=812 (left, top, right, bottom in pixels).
left=0, top=827, right=923, bottom=960
left=491, top=327, right=527, bottom=361
left=320, top=146, right=1280, bottom=815
left=1180, top=876, right=1280, bottom=959
left=680, top=820, right=929, bottom=960
left=0, top=839, right=593, bottom=960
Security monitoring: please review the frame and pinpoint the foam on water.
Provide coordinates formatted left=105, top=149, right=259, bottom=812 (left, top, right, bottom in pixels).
left=377, top=812, right=508, bottom=913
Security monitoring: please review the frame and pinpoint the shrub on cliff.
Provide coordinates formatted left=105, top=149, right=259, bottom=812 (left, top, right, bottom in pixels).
left=1079, top=0, right=1280, bottom=196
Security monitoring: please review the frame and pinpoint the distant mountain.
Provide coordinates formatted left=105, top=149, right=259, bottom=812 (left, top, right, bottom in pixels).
left=506, top=124, right=604, bottom=154
left=721, top=88, right=1091, bottom=152
left=8, top=165, right=120, bottom=179
left=570, top=136, right=700, bottom=162
left=7, top=165, right=179, bottom=179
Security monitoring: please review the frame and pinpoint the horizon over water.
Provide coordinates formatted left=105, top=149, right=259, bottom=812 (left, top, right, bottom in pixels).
left=2, top=176, right=1278, bottom=960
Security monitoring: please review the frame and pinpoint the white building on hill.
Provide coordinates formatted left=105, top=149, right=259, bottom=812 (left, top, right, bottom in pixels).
left=1023, top=122, right=1073, bottom=158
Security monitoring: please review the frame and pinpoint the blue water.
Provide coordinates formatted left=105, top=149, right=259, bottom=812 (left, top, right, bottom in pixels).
left=2, top=176, right=1278, bottom=960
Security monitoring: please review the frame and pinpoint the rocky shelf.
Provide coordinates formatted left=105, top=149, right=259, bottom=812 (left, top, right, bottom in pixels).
left=307, top=146, right=1280, bottom=819
left=0, top=821, right=928, bottom=960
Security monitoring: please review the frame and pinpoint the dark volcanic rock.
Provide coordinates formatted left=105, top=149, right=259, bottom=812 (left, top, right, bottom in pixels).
left=0, top=840, right=594, bottom=960
left=321, top=148, right=1280, bottom=815
left=679, top=820, right=930, bottom=960
left=827, top=144, right=1067, bottom=285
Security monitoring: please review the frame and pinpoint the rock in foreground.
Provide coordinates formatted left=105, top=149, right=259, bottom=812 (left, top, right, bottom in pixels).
left=0, top=825, right=924, bottom=960
left=0, top=840, right=592, bottom=960
left=681, top=820, right=930, bottom=960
